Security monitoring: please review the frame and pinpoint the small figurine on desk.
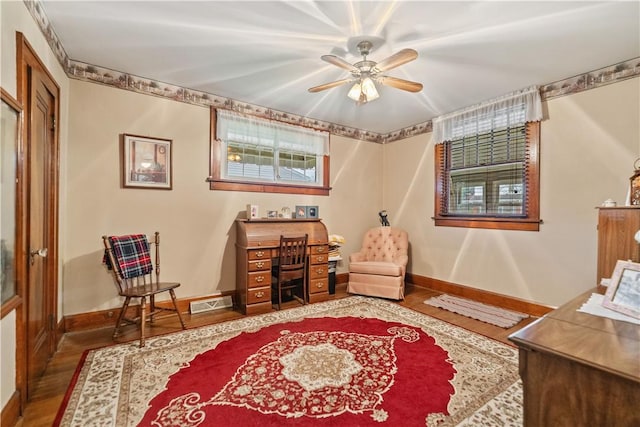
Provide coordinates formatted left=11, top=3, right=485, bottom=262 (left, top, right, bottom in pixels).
left=379, top=210, right=390, bottom=226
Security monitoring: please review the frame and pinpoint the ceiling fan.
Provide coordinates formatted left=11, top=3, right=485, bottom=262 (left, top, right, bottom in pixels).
left=308, top=40, right=423, bottom=104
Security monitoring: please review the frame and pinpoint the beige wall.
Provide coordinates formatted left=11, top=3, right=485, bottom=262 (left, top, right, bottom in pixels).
left=384, top=77, right=640, bottom=307
left=66, top=76, right=639, bottom=314
left=63, top=80, right=383, bottom=314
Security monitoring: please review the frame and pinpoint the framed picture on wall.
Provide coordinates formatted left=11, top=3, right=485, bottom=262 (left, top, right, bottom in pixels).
left=602, top=260, right=640, bottom=319
left=122, top=134, right=172, bottom=189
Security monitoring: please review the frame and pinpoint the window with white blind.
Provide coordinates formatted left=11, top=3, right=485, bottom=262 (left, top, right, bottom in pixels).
left=208, top=108, right=330, bottom=195
left=433, top=87, right=542, bottom=231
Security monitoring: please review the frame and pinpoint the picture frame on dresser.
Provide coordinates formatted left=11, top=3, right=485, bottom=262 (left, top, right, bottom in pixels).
left=602, top=260, right=640, bottom=319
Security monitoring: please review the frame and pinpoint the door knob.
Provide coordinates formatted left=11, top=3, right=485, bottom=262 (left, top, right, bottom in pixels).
left=30, top=248, right=48, bottom=265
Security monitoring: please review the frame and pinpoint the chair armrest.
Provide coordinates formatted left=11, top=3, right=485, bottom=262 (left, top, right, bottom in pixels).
left=349, top=252, right=366, bottom=262
left=394, top=254, right=408, bottom=268
left=394, top=255, right=409, bottom=275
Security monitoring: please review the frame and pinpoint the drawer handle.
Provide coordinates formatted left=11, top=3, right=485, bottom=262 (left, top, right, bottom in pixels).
left=256, top=261, right=264, bottom=268
left=316, top=283, right=323, bottom=288
left=255, top=291, right=264, bottom=298
left=255, top=276, right=264, bottom=283
left=317, top=247, right=325, bottom=252
left=256, top=251, right=265, bottom=257
left=317, top=256, right=325, bottom=262
left=316, top=268, right=325, bottom=275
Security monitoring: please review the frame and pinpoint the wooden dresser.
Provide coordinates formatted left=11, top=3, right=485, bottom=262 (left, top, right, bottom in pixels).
left=597, top=207, right=640, bottom=286
left=235, top=219, right=329, bottom=315
left=509, top=289, right=640, bottom=426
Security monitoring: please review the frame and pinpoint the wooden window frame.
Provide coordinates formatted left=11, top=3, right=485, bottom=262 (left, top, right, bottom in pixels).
left=0, top=88, right=23, bottom=319
left=207, top=108, right=331, bottom=196
left=434, top=121, right=540, bottom=231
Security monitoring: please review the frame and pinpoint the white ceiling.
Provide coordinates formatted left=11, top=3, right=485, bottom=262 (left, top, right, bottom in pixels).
left=41, top=1, right=640, bottom=135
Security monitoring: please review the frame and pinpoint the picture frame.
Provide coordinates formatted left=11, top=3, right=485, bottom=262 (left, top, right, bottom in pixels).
left=602, top=260, right=640, bottom=319
left=267, top=210, right=278, bottom=219
left=246, top=204, right=259, bottom=219
left=122, top=134, right=172, bottom=189
left=295, top=205, right=306, bottom=218
left=306, top=205, right=319, bottom=218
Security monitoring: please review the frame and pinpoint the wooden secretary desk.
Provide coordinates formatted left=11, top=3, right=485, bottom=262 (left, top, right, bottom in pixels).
left=235, top=219, right=330, bottom=314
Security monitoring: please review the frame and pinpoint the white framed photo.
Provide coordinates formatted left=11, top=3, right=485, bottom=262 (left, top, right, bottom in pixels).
left=602, top=260, right=640, bottom=319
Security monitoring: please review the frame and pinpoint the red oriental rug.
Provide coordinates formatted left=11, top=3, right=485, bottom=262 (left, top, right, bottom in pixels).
left=55, top=297, right=522, bottom=426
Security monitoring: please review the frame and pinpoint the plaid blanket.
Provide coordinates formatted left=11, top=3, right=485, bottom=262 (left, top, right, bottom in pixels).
left=106, top=234, right=153, bottom=279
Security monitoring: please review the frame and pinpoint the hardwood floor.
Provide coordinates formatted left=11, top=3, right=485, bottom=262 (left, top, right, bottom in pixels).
left=16, top=284, right=537, bottom=426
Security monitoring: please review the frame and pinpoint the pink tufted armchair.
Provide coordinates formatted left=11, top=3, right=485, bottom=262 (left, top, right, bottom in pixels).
left=348, top=227, right=409, bottom=300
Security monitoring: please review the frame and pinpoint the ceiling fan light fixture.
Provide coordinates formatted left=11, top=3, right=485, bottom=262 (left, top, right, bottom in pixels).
left=361, top=77, right=379, bottom=101
left=347, top=77, right=379, bottom=104
left=347, top=81, right=362, bottom=101
left=311, top=39, right=420, bottom=103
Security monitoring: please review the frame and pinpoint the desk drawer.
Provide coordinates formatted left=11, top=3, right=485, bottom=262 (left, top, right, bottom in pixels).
left=248, top=259, right=271, bottom=272
left=248, top=249, right=270, bottom=260
left=248, top=271, right=271, bottom=288
left=247, top=287, right=271, bottom=304
left=309, top=265, right=328, bottom=279
left=309, top=278, right=328, bottom=294
left=311, top=245, right=328, bottom=255
left=310, top=254, right=328, bottom=264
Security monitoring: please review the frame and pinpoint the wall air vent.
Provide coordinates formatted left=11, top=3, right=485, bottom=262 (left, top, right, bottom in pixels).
left=189, top=295, right=233, bottom=314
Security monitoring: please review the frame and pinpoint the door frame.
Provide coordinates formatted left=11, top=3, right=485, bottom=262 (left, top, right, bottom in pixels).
left=15, top=32, right=60, bottom=407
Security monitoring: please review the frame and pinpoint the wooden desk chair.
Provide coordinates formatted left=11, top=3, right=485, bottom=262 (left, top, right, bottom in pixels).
left=102, top=232, right=186, bottom=347
left=271, top=234, right=308, bottom=310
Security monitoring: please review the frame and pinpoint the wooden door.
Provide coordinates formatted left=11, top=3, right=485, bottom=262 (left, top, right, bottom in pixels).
left=26, top=70, right=56, bottom=395
left=17, top=33, right=60, bottom=400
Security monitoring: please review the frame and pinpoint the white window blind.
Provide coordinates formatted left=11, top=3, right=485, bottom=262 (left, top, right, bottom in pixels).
left=216, top=109, right=329, bottom=185
left=217, top=109, right=329, bottom=156
left=432, top=86, right=542, bottom=144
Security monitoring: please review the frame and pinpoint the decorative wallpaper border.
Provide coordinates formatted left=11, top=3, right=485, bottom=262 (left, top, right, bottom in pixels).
left=24, top=0, right=640, bottom=144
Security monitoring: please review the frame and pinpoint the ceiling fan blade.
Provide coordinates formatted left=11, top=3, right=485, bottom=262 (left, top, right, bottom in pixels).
left=378, top=76, right=423, bottom=93
left=373, top=49, right=418, bottom=73
left=308, top=78, right=353, bottom=93
left=321, top=55, right=359, bottom=72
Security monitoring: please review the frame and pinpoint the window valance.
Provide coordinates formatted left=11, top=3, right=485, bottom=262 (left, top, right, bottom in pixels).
left=432, top=86, right=542, bottom=144
left=216, top=109, right=329, bottom=156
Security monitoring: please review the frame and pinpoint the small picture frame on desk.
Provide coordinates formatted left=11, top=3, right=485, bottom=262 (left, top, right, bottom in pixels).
left=246, top=204, right=259, bottom=219
left=307, top=206, right=319, bottom=218
left=295, top=206, right=306, bottom=218
left=602, top=260, right=640, bottom=319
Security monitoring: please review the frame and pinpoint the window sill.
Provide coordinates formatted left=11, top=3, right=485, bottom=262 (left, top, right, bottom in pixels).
left=433, top=216, right=541, bottom=231
left=207, top=178, right=330, bottom=196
